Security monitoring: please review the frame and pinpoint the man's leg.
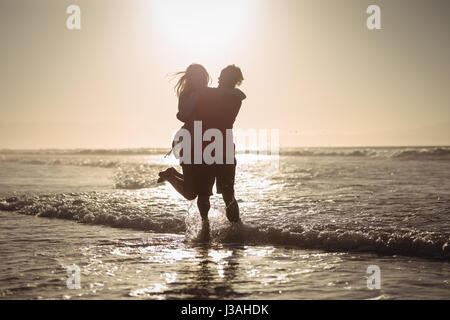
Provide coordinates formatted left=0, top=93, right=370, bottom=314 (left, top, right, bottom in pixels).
left=222, top=192, right=240, bottom=223
left=217, top=162, right=240, bottom=223
left=197, top=195, right=210, bottom=221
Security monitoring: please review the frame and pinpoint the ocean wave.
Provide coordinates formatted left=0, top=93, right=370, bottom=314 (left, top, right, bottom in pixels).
left=279, top=147, right=450, bottom=159
left=1, top=194, right=448, bottom=260
left=0, top=156, right=163, bottom=189
left=391, top=147, right=450, bottom=159
left=1, top=147, right=449, bottom=162
left=0, top=148, right=168, bottom=156
left=277, top=149, right=375, bottom=157
left=214, top=224, right=449, bottom=260
left=113, top=164, right=161, bottom=189
left=0, top=193, right=186, bottom=233
left=0, top=156, right=121, bottom=168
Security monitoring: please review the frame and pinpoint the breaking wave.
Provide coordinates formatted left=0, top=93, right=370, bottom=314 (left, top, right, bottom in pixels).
left=0, top=193, right=186, bottom=233
left=391, top=147, right=450, bottom=159
left=280, top=147, right=450, bottom=159
left=1, top=194, right=448, bottom=260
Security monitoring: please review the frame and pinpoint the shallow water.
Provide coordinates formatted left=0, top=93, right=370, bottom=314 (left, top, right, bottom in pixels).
left=1, top=212, right=448, bottom=300
left=0, top=147, right=449, bottom=299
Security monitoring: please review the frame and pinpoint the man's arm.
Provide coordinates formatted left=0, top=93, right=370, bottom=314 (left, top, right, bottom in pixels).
left=176, top=91, right=201, bottom=122
left=228, top=95, right=242, bottom=125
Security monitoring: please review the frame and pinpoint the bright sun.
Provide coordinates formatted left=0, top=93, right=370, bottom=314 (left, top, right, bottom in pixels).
left=151, top=0, right=255, bottom=54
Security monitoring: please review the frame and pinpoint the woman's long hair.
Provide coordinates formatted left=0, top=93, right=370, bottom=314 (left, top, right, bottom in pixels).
left=174, top=64, right=210, bottom=97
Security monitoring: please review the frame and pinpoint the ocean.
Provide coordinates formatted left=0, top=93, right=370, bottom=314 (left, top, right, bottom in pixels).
left=0, top=146, right=449, bottom=299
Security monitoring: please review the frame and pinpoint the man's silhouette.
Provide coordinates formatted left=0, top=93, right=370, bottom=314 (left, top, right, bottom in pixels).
left=193, top=65, right=245, bottom=222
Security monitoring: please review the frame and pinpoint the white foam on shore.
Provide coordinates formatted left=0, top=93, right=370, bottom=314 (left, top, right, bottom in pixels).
left=1, top=194, right=448, bottom=260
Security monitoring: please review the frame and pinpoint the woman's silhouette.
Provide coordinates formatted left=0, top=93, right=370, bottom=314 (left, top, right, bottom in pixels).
left=158, top=64, right=213, bottom=221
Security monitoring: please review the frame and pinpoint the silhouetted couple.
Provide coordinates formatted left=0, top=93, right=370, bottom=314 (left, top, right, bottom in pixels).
left=158, top=64, right=246, bottom=225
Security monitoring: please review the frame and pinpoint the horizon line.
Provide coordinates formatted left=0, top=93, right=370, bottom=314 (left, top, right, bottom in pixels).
left=0, top=144, right=449, bottom=151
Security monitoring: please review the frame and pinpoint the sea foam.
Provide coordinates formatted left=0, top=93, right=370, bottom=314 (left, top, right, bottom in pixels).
left=1, top=193, right=448, bottom=260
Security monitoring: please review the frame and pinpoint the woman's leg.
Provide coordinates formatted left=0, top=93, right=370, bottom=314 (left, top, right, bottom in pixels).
left=163, top=174, right=196, bottom=200
left=170, top=167, right=184, bottom=179
left=158, top=166, right=198, bottom=201
left=158, top=165, right=211, bottom=220
left=158, top=167, right=183, bottom=182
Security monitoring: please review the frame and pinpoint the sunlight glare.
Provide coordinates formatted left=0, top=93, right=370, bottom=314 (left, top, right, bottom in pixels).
left=151, top=0, right=255, bottom=53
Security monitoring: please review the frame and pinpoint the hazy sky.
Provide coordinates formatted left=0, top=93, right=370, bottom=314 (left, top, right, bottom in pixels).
left=1, top=0, right=449, bottom=149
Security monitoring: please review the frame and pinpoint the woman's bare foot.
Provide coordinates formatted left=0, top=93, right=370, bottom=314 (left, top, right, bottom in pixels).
left=157, top=167, right=176, bottom=183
